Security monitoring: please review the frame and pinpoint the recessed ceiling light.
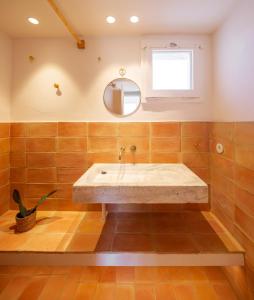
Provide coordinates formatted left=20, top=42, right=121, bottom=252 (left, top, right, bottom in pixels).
left=130, top=16, right=139, bottom=23
left=106, top=16, right=116, bottom=24
left=28, top=17, right=39, bottom=25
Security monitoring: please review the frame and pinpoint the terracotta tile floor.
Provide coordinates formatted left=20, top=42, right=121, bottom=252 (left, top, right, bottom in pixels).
left=0, top=210, right=243, bottom=253
left=0, top=266, right=238, bottom=299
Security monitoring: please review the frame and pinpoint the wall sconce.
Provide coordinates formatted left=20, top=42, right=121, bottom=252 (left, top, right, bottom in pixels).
left=119, top=67, right=126, bottom=77
left=28, top=55, right=35, bottom=62
left=53, top=83, right=62, bottom=96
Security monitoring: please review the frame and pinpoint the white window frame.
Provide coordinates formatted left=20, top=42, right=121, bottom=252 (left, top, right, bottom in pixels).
left=142, top=40, right=201, bottom=100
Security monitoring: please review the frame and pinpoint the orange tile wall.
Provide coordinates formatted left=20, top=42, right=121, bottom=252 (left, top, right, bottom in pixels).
left=0, top=123, right=10, bottom=215
left=9, top=122, right=210, bottom=212
left=210, top=122, right=254, bottom=299
left=5, top=121, right=254, bottom=297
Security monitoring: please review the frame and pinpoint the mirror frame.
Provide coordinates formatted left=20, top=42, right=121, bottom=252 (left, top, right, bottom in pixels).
left=103, top=78, right=141, bottom=117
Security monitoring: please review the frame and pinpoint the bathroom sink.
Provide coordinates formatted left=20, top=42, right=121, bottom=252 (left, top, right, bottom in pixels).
left=73, top=163, right=208, bottom=204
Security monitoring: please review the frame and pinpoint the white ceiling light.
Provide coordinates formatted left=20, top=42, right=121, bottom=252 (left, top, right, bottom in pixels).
left=106, top=16, right=116, bottom=24
left=28, top=17, right=39, bottom=25
left=130, top=16, right=139, bottom=23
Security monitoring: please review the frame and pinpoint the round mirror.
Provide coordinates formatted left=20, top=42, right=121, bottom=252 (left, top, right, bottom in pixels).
left=103, top=78, right=141, bottom=117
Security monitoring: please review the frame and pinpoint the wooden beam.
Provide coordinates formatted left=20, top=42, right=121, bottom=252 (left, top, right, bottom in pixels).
left=48, top=0, right=85, bottom=49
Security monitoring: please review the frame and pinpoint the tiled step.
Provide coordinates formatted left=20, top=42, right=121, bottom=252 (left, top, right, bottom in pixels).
left=0, top=210, right=244, bottom=266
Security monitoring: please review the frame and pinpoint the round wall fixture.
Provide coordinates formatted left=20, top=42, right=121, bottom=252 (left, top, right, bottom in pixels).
left=130, top=16, right=139, bottom=23
left=216, top=143, right=224, bottom=154
left=28, top=17, right=39, bottom=25
left=106, top=16, right=116, bottom=24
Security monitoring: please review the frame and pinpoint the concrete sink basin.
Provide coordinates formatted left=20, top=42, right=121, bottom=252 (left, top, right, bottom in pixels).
left=73, top=163, right=208, bottom=204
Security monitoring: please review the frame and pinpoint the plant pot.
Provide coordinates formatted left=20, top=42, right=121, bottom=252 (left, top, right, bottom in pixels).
left=15, top=210, right=37, bottom=233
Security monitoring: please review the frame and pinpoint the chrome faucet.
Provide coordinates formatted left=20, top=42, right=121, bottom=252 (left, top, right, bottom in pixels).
left=118, top=146, right=126, bottom=161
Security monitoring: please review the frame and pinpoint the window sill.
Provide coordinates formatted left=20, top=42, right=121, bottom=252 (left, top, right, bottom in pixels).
left=143, top=96, right=202, bottom=103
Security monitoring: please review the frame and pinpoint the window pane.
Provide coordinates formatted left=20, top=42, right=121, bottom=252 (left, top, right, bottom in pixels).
left=152, top=50, right=192, bottom=90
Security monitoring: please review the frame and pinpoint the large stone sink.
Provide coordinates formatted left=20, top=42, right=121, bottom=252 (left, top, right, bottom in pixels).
left=73, top=163, right=208, bottom=204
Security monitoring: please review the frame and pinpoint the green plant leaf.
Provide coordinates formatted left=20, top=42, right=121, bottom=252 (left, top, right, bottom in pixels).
left=13, top=189, right=21, bottom=204
left=19, top=206, right=27, bottom=218
left=12, top=189, right=27, bottom=217
left=33, top=190, right=57, bottom=210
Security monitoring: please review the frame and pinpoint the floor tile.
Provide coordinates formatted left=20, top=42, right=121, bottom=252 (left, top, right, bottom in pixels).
left=213, top=283, right=238, bottom=300
left=189, top=267, right=208, bottom=281
left=0, top=275, right=31, bottom=300
left=153, top=234, right=198, bottom=253
left=195, top=282, right=218, bottom=300
left=0, top=219, right=16, bottom=233
left=204, top=267, right=227, bottom=282
left=155, top=267, right=172, bottom=282
left=173, top=283, right=196, bottom=300
left=80, top=267, right=101, bottom=282
left=150, top=219, right=187, bottom=234
left=116, top=267, right=135, bottom=283
left=116, top=219, right=150, bottom=234
left=94, top=283, right=116, bottom=300
left=168, top=267, right=194, bottom=281
left=99, top=267, right=116, bottom=283
left=0, top=232, right=29, bottom=251
left=116, top=284, right=134, bottom=300
left=21, top=233, right=66, bottom=251
left=66, top=233, right=100, bottom=252
left=135, top=284, right=155, bottom=300
left=0, top=210, right=18, bottom=219
left=185, top=220, right=217, bottom=234
left=55, top=233, right=73, bottom=251
left=60, top=275, right=79, bottom=300
left=192, top=234, right=228, bottom=252
left=39, top=217, right=77, bottom=234
left=155, top=283, right=176, bottom=300
left=17, top=276, right=48, bottom=300
left=84, top=211, right=103, bottom=220
left=0, top=275, right=11, bottom=293
left=77, top=219, right=105, bottom=234
left=38, top=275, right=67, bottom=299
left=75, top=282, right=97, bottom=300
left=135, top=267, right=157, bottom=282
left=112, top=233, right=153, bottom=252
left=94, top=233, right=114, bottom=251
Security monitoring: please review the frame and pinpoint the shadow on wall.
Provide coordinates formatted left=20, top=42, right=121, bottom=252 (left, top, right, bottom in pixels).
left=142, top=98, right=202, bottom=112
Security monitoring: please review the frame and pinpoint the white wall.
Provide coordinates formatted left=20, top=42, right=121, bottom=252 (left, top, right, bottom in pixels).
left=0, top=32, right=12, bottom=122
left=11, top=35, right=212, bottom=122
left=213, top=0, right=254, bottom=121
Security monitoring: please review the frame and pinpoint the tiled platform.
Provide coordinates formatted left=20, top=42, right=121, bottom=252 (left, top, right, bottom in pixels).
left=0, top=210, right=244, bottom=266
left=0, top=265, right=238, bottom=300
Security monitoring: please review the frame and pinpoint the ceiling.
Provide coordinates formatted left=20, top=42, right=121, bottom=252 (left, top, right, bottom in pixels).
left=0, top=0, right=238, bottom=38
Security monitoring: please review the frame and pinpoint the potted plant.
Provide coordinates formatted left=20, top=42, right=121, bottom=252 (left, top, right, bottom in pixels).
left=13, top=189, right=57, bottom=233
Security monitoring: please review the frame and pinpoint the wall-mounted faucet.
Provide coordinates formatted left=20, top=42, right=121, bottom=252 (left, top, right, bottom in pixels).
left=118, top=146, right=126, bottom=161
left=118, top=145, right=137, bottom=162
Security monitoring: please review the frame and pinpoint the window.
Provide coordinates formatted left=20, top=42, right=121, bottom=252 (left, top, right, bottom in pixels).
left=142, top=40, right=201, bottom=99
left=152, top=50, right=193, bottom=91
